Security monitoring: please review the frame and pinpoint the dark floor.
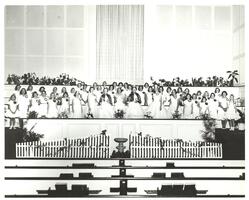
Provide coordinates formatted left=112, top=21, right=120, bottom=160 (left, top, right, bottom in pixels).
left=214, top=128, right=245, bottom=160
left=5, top=128, right=245, bottom=160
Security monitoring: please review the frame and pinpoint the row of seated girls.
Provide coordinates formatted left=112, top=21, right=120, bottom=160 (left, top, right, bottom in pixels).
left=6, top=82, right=240, bottom=130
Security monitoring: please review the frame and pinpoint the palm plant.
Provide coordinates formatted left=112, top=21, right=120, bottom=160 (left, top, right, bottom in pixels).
left=227, top=70, right=239, bottom=86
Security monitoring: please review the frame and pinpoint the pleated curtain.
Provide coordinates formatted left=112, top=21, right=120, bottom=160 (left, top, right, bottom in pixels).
left=96, top=5, right=144, bottom=84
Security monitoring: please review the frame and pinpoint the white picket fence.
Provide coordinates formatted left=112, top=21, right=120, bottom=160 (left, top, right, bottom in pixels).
left=129, top=134, right=223, bottom=159
left=16, top=135, right=110, bottom=158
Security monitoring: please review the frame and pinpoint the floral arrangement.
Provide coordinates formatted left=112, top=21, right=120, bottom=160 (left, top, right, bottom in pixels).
left=172, top=111, right=181, bottom=119
left=58, top=111, right=68, bottom=119
left=27, top=111, right=38, bottom=119
left=201, top=116, right=216, bottom=141
left=144, top=112, right=153, bottom=119
left=114, top=110, right=125, bottom=119
left=86, top=112, right=94, bottom=119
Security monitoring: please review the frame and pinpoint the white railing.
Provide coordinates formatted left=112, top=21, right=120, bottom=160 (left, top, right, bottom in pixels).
left=129, top=134, right=223, bottom=159
left=16, top=135, right=110, bottom=158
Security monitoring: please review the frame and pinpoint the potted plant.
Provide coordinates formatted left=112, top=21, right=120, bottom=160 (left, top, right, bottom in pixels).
left=236, top=109, right=245, bottom=131
left=227, top=70, right=239, bottom=86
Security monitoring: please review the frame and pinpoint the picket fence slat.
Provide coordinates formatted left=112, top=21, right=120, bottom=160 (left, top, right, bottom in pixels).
left=16, top=135, right=110, bottom=159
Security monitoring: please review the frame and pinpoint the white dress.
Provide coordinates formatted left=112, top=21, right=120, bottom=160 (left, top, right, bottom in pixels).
left=6, top=101, right=18, bottom=118
left=114, top=94, right=126, bottom=112
left=39, top=96, right=49, bottom=117
left=87, top=93, right=98, bottom=117
left=169, top=96, right=178, bottom=117
left=29, top=98, right=40, bottom=114
left=183, top=100, right=193, bottom=119
left=98, top=95, right=114, bottom=118
left=27, top=91, right=33, bottom=100
left=147, top=93, right=168, bottom=118
left=145, top=92, right=153, bottom=106
left=125, top=93, right=144, bottom=118
left=227, top=101, right=240, bottom=120
left=18, top=95, right=29, bottom=118
left=47, top=99, right=58, bottom=118
left=72, top=97, right=83, bottom=118
left=192, top=100, right=200, bottom=119
left=217, top=97, right=228, bottom=120
left=200, top=102, right=209, bottom=116
left=208, top=99, right=219, bottom=119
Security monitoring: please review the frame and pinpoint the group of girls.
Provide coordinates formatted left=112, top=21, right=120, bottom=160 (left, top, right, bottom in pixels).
left=6, top=82, right=241, bottom=130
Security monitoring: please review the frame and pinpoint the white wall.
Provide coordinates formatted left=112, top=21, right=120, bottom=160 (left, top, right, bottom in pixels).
left=5, top=5, right=96, bottom=83
left=232, top=5, right=245, bottom=85
left=5, top=5, right=244, bottom=85
left=144, top=5, right=234, bottom=82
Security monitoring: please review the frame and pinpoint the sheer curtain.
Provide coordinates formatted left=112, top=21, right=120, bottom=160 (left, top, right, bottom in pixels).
left=96, top=5, right=144, bottom=84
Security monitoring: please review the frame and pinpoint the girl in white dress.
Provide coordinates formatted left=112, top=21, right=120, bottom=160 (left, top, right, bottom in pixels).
left=168, top=89, right=178, bottom=118
left=18, top=88, right=29, bottom=118
left=69, top=87, right=76, bottom=114
left=200, top=97, right=209, bottom=117
left=13, top=85, right=21, bottom=101
left=60, top=87, right=67, bottom=98
left=192, top=93, right=200, bottom=119
left=196, top=90, right=202, bottom=103
left=26, top=85, right=33, bottom=100
left=125, top=87, right=144, bottom=118
left=162, top=87, right=172, bottom=117
left=114, top=87, right=126, bottom=112
left=6, top=94, right=18, bottom=129
left=147, top=87, right=168, bottom=119
left=72, top=91, right=83, bottom=118
left=208, top=93, right=219, bottom=119
left=51, top=87, right=59, bottom=98
left=214, top=87, right=221, bottom=102
left=98, top=88, right=114, bottom=118
left=59, top=92, right=70, bottom=117
left=183, top=94, right=193, bottom=119
left=227, top=94, right=240, bottom=131
left=217, top=91, right=229, bottom=129
left=47, top=92, right=58, bottom=118
left=29, top=91, right=41, bottom=115
left=145, top=86, right=153, bottom=107
left=39, top=91, right=49, bottom=118
left=87, top=87, right=99, bottom=118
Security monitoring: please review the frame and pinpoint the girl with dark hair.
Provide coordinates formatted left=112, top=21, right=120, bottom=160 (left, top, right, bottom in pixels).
left=39, top=86, right=45, bottom=95
left=6, top=94, right=18, bottom=129
left=60, top=87, right=67, bottom=97
left=145, top=86, right=153, bottom=106
left=27, top=85, right=33, bottom=99
left=18, top=88, right=29, bottom=118
left=47, top=92, right=58, bottom=118
left=114, top=87, right=126, bottom=113
left=218, top=91, right=229, bottom=129
left=227, top=94, right=240, bottom=131
left=208, top=93, right=218, bottom=119
left=169, top=89, right=178, bottom=118
left=125, top=87, right=144, bottom=118
left=14, top=84, right=21, bottom=101
left=192, top=93, right=200, bottom=119
left=147, top=86, right=168, bottom=118
left=98, top=88, right=114, bottom=118
left=29, top=91, right=40, bottom=115
left=87, top=87, right=99, bottom=118
left=200, top=96, right=209, bottom=116
left=183, top=93, right=193, bottom=119
left=39, top=91, right=49, bottom=118
left=72, top=91, right=83, bottom=118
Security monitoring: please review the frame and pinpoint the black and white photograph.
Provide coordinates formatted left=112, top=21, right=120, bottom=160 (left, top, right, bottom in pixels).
left=1, top=1, right=247, bottom=199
